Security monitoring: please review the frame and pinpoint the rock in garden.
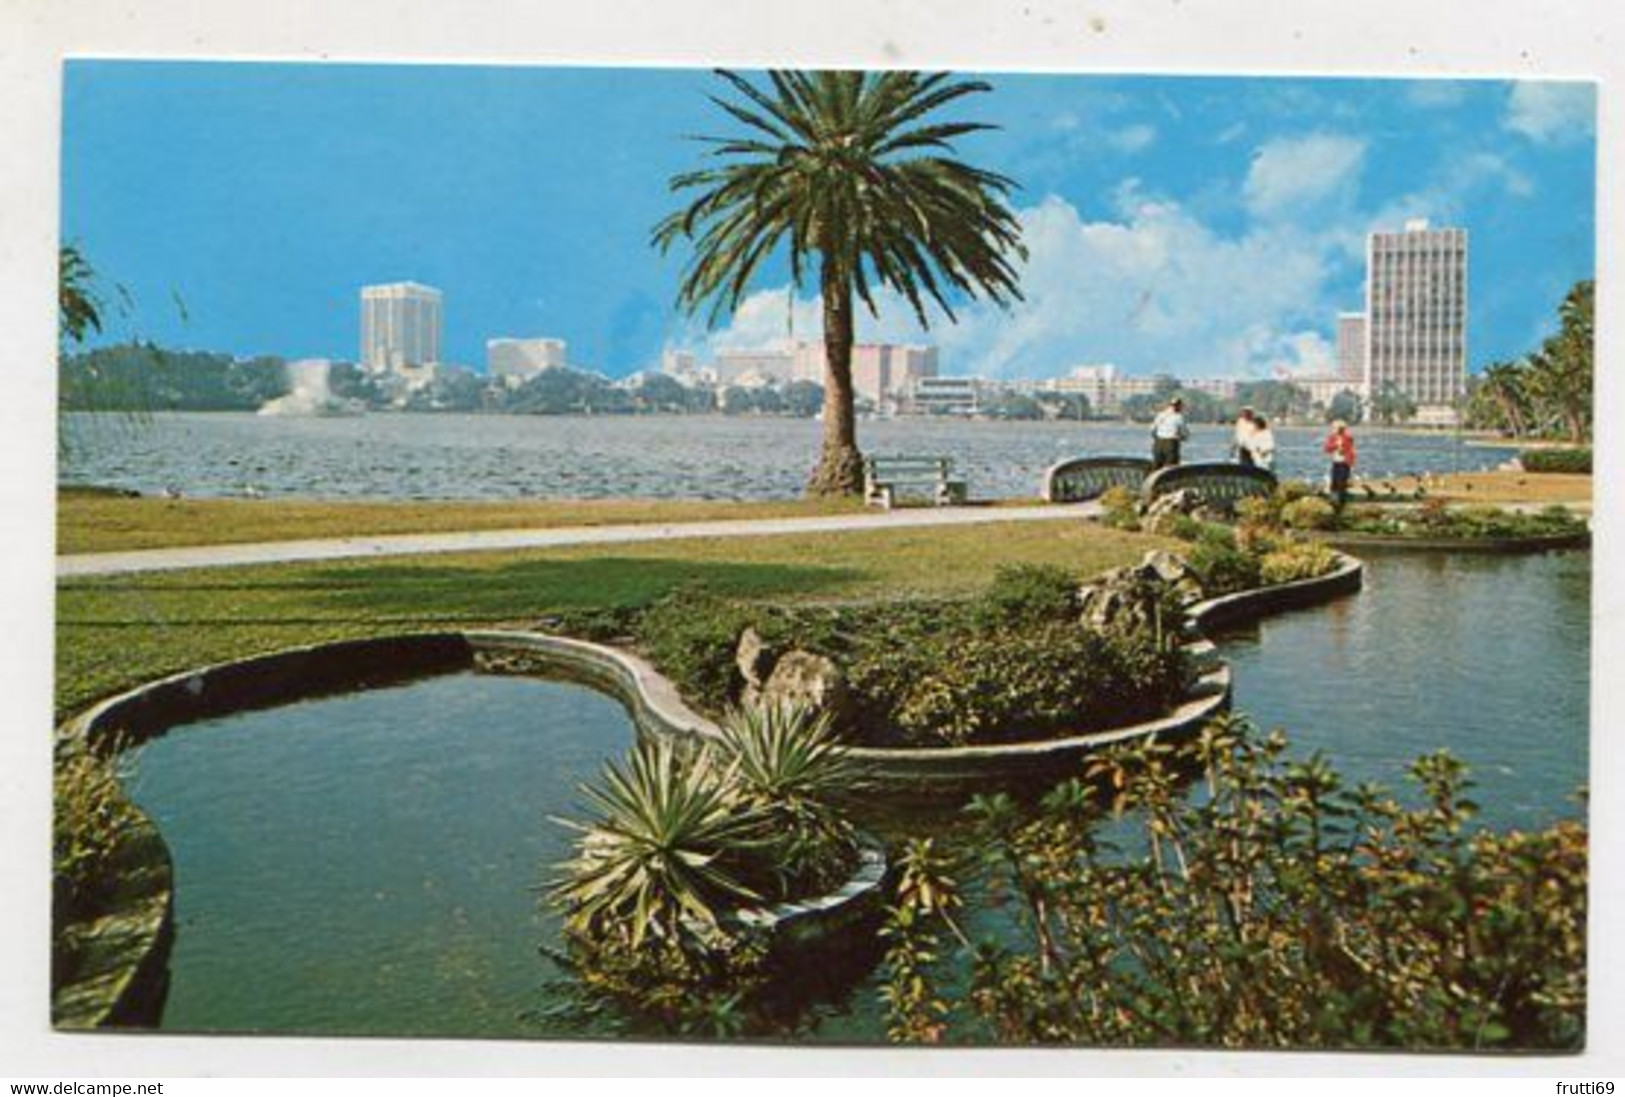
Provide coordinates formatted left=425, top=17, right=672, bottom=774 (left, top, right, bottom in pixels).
left=736, top=627, right=775, bottom=688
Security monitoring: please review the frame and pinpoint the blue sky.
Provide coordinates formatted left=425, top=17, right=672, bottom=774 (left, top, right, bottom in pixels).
left=62, top=61, right=1595, bottom=381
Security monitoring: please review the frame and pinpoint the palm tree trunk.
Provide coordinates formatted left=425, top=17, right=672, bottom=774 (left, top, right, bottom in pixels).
left=807, top=259, right=863, bottom=496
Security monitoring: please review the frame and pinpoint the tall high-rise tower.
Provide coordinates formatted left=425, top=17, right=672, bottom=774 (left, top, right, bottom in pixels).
left=1336, top=312, right=1367, bottom=383
left=1365, top=220, right=1467, bottom=421
left=360, top=282, right=443, bottom=373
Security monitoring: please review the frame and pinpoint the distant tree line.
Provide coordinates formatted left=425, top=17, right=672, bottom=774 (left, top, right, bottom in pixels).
left=1117, top=376, right=1357, bottom=426
left=58, top=342, right=829, bottom=418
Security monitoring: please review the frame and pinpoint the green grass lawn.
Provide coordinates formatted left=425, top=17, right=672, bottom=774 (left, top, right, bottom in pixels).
left=56, top=491, right=869, bottom=554
left=56, top=519, right=1168, bottom=719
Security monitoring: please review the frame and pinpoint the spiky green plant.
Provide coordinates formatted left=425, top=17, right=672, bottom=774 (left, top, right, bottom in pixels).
left=718, top=703, right=860, bottom=896
left=719, top=701, right=855, bottom=807
left=551, top=737, right=769, bottom=948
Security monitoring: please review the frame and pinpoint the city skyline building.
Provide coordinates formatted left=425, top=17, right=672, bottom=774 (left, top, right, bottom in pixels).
left=360, top=282, right=443, bottom=374
left=1336, top=312, right=1367, bottom=383
left=1365, top=219, right=1467, bottom=423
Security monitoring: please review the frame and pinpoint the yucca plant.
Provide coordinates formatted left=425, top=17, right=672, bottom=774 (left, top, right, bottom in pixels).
left=718, top=703, right=860, bottom=898
left=551, top=737, right=770, bottom=949
left=719, top=702, right=855, bottom=807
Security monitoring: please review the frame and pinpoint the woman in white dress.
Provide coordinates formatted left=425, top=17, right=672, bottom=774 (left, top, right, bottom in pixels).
left=1248, top=415, right=1277, bottom=471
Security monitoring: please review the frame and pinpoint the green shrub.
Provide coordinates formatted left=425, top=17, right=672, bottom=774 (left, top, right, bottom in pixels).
left=976, top=564, right=1078, bottom=626
left=886, top=622, right=1188, bottom=748
left=1258, top=541, right=1341, bottom=585
left=1234, top=495, right=1278, bottom=530
left=1098, top=485, right=1141, bottom=529
left=633, top=589, right=756, bottom=711
left=1186, top=535, right=1261, bottom=597
left=1144, top=512, right=1207, bottom=541
left=53, top=739, right=142, bottom=926
left=1274, top=479, right=1316, bottom=505
left=1281, top=495, right=1337, bottom=531
left=1521, top=447, right=1591, bottom=474
left=881, top=718, right=1587, bottom=1050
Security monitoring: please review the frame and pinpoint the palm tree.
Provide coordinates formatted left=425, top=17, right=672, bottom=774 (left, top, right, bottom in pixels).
left=1525, top=280, right=1593, bottom=443
left=59, top=244, right=103, bottom=347
left=1476, top=360, right=1531, bottom=437
left=654, top=70, right=1027, bottom=495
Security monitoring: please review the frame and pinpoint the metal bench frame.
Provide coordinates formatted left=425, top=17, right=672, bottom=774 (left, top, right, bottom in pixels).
left=1041, top=456, right=1154, bottom=503
left=1143, top=462, right=1278, bottom=511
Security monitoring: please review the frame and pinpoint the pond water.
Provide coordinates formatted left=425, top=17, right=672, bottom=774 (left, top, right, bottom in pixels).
left=125, top=550, right=1589, bottom=1039
left=1217, top=549, right=1591, bottom=830
left=63, top=412, right=1514, bottom=502
left=128, top=672, right=634, bottom=1038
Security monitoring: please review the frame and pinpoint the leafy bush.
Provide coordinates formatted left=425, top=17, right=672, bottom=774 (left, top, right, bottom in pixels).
left=1234, top=495, right=1278, bottom=531
left=1280, top=495, right=1337, bottom=531
left=1521, top=447, right=1591, bottom=474
left=631, top=579, right=1191, bottom=752
left=885, top=622, right=1188, bottom=748
left=1258, top=540, right=1341, bottom=585
left=881, top=717, right=1587, bottom=1050
left=1185, top=532, right=1262, bottom=597
left=1335, top=500, right=1588, bottom=542
left=53, top=739, right=142, bottom=925
left=975, top=564, right=1078, bottom=626
left=1274, top=479, right=1316, bottom=505
left=1098, top=485, right=1141, bottom=529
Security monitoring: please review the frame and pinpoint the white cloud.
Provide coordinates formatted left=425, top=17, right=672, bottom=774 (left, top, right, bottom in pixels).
left=1243, top=134, right=1366, bottom=219
left=1505, top=82, right=1596, bottom=144
left=689, top=191, right=1349, bottom=383
left=1107, top=123, right=1157, bottom=154
left=1406, top=82, right=1468, bottom=109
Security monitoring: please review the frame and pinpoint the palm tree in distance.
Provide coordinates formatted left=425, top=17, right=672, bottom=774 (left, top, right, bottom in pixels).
left=654, top=70, right=1027, bottom=496
left=59, top=244, right=104, bottom=347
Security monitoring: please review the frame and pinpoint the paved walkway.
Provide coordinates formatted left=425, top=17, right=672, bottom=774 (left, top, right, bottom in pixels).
left=57, top=502, right=1101, bottom=578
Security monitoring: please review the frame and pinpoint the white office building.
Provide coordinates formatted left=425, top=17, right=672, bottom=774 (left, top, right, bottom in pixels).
left=361, top=282, right=443, bottom=374
left=487, top=338, right=567, bottom=385
left=1365, top=220, right=1467, bottom=422
left=1336, top=312, right=1368, bottom=384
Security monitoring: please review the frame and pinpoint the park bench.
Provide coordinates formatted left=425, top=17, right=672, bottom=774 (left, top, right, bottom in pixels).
left=1143, top=461, right=1278, bottom=513
left=1042, top=456, right=1154, bottom=503
left=863, top=455, right=968, bottom=509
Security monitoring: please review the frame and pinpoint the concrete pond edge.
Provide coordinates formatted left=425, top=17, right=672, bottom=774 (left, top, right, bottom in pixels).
left=54, top=553, right=1366, bottom=1029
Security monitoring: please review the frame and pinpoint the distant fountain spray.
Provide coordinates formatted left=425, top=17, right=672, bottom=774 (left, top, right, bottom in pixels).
left=258, top=359, right=357, bottom=416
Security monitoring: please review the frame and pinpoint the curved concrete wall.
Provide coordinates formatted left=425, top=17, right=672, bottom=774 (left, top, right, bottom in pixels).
left=55, top=555, right=1367, bottom=1028
left=1188, top=553, right=1364, bottom=632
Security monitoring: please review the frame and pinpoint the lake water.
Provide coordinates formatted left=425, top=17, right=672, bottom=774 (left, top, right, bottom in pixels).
left=126, top=549, right=1589, bottom=1040
left=63, top=412, right=1515, bottom=501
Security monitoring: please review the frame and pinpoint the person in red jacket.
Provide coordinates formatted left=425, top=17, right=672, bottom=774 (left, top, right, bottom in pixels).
left=1324, top=419, right=1357, bottom=507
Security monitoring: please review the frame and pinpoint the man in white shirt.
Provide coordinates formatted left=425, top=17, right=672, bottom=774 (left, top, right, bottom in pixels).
left=1150, top=397, right=1189, bottom=469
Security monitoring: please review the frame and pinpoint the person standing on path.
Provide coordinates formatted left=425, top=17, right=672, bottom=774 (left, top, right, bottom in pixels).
left=1151, top=397, right=1190, bottom=470
left=1233, top=407, right=1259, bottom=468
left=1324, top=419, right=1357, bottom=507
